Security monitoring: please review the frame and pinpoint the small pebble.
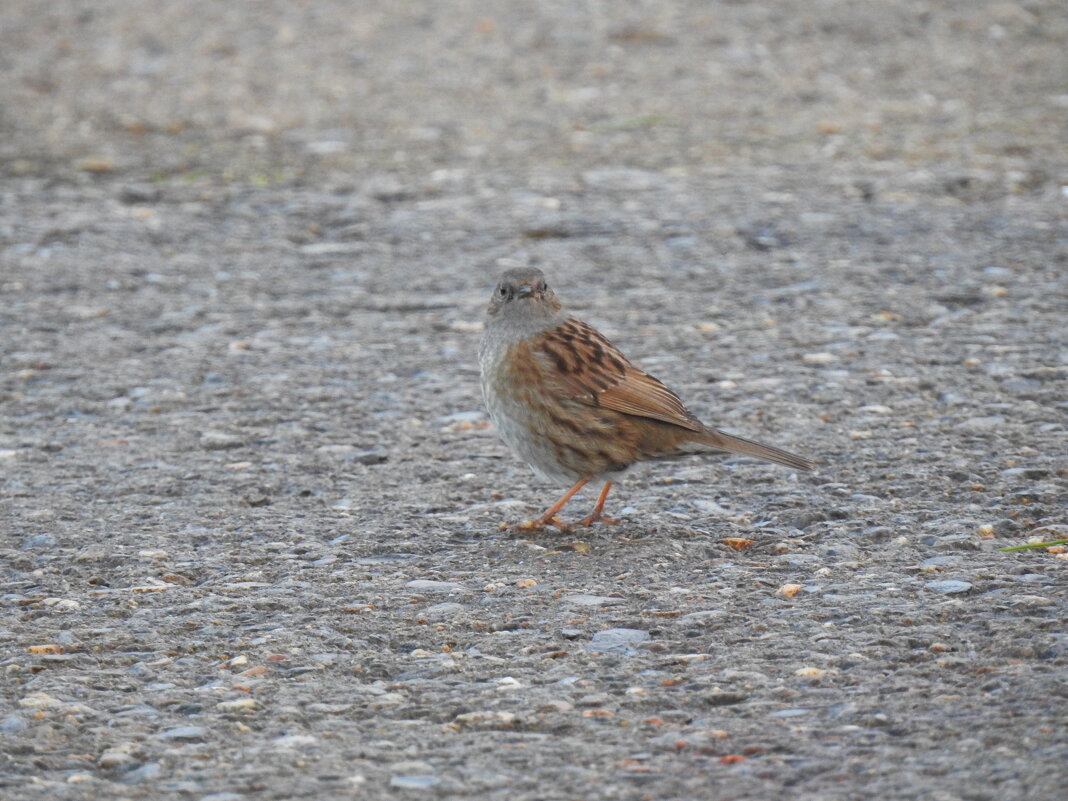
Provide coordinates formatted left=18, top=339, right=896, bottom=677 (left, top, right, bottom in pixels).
left=406, top=580, right=464, bottom=594
left=98, top=750, right=136, bottom=769
left=216, top=698, right=258, bottom=712
left=857, top=404, right=892, bottom=414
left=703, top=692, right=747, bottom=707
left=955, top=416, right=1005, bottom=432
left=422, top=602, right=464, bottom=620
left=272, top=734, right=317, bottom=748
left=351, top=449, right=388, bottom=465
left=770, top=708, right=812, bottom=718
left=0, top=714, right=27, bottom=733
left=20, top=533, right=57, bottom=550
left=119, top=761, right=162, bottom=784
left=453, top=711, right=518, bottom=727
left=539, top=700, right=574, bottom=712
left=576, top=692, right=612, bottom=707
left=200, top=431, right=245, bottom=450
left=926, top=580, right=973, bottom=595
left=561, top=594, right=624, bottom=607
left=390, top=775, right=440, bottom=789
left=18, top=692, right=62, bottom=709
left=586, top=628, right=651, bottom=654
left=154, top=726, right=207, bottom=741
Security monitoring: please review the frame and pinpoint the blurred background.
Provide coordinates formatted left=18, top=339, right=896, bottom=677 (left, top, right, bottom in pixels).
left=3, top=0, right=1065, bottom=185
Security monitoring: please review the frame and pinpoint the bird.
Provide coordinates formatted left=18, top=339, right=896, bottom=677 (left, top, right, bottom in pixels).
left=478, top=268, right=814, bottom=531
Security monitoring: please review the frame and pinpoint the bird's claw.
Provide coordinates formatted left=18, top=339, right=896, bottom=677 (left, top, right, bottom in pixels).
left=514, top=516, right=571, bottom=532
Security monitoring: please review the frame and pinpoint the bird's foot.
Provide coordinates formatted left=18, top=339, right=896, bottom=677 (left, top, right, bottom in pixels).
left=514, top=515, right=571, bottom=533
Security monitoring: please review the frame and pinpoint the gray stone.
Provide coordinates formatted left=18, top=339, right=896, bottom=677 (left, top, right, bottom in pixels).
left=1000, top=467, right=1050, bottom=481
left=406, top=580, right=464, bottom=594
left=200, top=432, right=244, bottom=450
left=586, top=628, right=651, bottom=653
left=352, top=449, right=388, bottom=465
left=0, top=714, right=27, bottom=733
left=120, top=762, right=162, bottom=784
left=926, top=580, right=974, bottom=595
left=155, top=726, right=208, bottom=741
left=422, top=602, right=465, bottom=620
left=955, top=416, right=1005, bottom=432
left=703, top=691, right=748, bottom=707
left=20, top=533, right=57, bottom=549
left=390, top=775, right=441, bottom=789
left=561, top=594, right=625, bottom=607
left=770, top=707, right=813, bottom=718
left=575, top=693, right=612, bottom=707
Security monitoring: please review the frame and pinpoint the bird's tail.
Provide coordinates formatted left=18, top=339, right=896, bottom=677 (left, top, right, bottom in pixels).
left=696, top=427, right=814, bottom=472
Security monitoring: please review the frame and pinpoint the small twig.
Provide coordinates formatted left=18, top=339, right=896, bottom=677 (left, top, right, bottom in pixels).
left=996, top=539, right=1068, bottom=552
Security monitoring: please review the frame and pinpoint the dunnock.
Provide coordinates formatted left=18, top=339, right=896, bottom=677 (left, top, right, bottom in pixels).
left=479, top=268, right=813, bottom=530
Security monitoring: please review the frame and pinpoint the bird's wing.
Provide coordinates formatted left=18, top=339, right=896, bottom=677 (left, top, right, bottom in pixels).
left=535, top=317, right=704, bottom=432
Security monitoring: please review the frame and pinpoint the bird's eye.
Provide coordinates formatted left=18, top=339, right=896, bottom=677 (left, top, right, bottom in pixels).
left=538, top=281, right=547, bottom=293
left=497, top=285, right=506, bottom=297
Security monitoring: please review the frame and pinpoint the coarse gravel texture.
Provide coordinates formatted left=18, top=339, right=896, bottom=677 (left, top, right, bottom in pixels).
left=2, top=1, right=1067, bottom=800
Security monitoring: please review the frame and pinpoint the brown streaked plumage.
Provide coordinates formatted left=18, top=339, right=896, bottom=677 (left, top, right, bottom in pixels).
left=478, top=268, right=814, bottom=530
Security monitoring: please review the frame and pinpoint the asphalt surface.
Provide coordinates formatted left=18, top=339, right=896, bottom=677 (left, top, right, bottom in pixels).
left=2, top=2, right=1067, bottom=799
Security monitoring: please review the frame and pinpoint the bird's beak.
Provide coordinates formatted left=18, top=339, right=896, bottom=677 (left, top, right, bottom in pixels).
left=516, top=283, right=534, bottom=298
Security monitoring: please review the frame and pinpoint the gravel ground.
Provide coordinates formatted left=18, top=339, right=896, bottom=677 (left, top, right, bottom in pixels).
left=2, top=2, right=1067, bottom=800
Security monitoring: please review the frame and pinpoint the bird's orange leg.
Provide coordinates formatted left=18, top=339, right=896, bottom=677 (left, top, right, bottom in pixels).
left=577, top=481, right=621, bottom=527
left=516, top=477, right=590, bottom=531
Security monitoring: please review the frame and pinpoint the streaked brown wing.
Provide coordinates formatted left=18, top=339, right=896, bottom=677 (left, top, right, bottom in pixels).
left=536, top=317, right=703, bottom=433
